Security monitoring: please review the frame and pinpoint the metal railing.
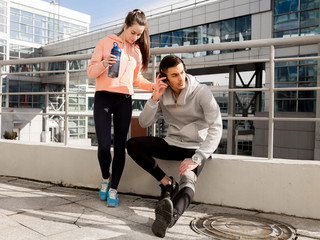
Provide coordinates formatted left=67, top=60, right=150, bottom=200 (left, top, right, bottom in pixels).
left=0, top=35, right=320, bottom=158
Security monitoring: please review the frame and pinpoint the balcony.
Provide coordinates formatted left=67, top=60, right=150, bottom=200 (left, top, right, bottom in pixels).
left=0, top=35, right=320, bottom=239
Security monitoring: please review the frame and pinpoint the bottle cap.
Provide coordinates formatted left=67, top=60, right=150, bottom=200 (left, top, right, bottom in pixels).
left=112, top=42, right=121, bottom=54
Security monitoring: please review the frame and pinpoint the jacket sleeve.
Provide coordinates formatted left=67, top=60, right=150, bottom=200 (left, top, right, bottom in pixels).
left=194, top=86, right=223, bottom=162
left=87, top=40, right=107, bottom=79
left=133, top=66, right=155, bottom=91
left=138, top=98, right=162, bottom=128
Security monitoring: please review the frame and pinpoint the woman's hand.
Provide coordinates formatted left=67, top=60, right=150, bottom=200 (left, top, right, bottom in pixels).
left=178, top=158, right=198, bottom=176
left=103, top=54, right=117, bottom=68
left=151, top=73, right=169, bottom=101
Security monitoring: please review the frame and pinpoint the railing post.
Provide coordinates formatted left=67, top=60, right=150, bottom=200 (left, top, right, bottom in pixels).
left=0, top=65, right=2, bottom=135
left=268, top=45, right=275, bottom=159
left=64, top=60, right=70, bottom=145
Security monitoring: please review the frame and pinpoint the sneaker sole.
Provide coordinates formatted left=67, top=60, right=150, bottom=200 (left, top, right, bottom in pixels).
left=152, top=198, right=173, bottom=238
left=107, top=203, right=118, bottom=207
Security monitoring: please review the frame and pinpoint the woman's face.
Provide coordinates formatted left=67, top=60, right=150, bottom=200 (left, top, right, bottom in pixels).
left=123, top=23, right=145, bottom=44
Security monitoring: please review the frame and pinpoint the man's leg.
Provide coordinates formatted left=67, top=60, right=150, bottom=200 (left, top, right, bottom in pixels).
left=127, top=137, right=196, bottom=237
left=170, top=161, right=205, bottom=228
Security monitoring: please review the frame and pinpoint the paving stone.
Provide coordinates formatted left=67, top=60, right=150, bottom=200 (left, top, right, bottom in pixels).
left=0, top=176, right=319, bottom=240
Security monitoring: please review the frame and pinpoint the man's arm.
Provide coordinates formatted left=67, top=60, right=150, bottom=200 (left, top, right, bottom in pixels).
left=194, top=85, right=223, bottom=163
left=138, top=74, right=168, bottom=128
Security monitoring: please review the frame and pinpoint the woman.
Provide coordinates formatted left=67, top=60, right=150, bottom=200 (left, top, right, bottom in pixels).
left=87, top=9, right=154, bottom=207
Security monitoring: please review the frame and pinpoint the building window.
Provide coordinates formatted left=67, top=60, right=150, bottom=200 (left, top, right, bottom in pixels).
left=150, top=15, right=251, bottom=59
left=0, top=0, right=6, bottom=34
left=274, top=55, right=317, bottom=112
left=10, top=8, right=88, bottom=44
left=273, top=0, right=319, bottom=38
left=8, top=80, right=45, bottom=108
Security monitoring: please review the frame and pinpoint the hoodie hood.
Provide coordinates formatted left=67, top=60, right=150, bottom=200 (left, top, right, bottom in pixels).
left=162, top=74, right=200, bottom=106
left=108, top=34, right=124, bottom=46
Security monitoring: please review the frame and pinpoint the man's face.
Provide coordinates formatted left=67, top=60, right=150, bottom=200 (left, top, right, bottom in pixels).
left=165, top=63, right=186, bottom=93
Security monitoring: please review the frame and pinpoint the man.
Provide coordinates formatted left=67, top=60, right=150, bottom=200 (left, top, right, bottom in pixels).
left=126, top=55, right=222, bottom=238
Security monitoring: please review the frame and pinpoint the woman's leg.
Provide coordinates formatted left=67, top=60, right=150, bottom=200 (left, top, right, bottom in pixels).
left=94, top=91, right=112, bottom=180
left=110, top=95, right=132, bottom=190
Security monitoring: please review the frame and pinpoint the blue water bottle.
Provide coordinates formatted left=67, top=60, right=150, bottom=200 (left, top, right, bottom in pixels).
left=108, top=42, right=121, bottom=78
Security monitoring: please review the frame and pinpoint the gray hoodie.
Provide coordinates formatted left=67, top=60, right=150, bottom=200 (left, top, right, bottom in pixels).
left=139, top=74, right=223, bottom=163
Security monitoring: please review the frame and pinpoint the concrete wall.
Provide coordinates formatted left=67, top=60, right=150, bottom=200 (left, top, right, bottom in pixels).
left=0, top=140, right=319, bottom=220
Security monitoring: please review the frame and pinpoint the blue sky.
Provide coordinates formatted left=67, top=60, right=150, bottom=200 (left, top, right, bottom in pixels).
left=57, top=0, right=183, bottom=28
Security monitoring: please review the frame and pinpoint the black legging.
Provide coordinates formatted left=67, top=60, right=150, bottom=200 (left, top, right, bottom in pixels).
left=126, top=136, right=205, bottom=216
left=94, top=91, right=132, bottom=190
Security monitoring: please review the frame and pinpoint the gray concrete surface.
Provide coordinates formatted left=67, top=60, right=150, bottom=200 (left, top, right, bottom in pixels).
left=0, top=176, right=319, bottom=240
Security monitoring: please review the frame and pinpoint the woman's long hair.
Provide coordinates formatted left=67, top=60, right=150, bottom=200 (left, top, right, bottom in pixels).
left=118, top=9, right=150, bottom=72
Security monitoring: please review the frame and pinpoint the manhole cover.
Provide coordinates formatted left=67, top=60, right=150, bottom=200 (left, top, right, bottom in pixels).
left=190, top=213, right=296, bottom=239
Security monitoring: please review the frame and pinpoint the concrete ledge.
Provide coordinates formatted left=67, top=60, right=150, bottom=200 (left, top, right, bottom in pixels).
left=0, top=140, right=319, bottom=220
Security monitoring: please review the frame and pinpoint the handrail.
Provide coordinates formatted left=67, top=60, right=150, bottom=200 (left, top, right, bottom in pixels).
left=0, top=35, right=319, bottom=159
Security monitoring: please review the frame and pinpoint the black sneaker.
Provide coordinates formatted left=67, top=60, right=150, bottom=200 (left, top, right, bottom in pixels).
left=159, top=176, right=179, bottom=200
left=152, top=198, right=173, bottom=238
left=168, top=208, right=180, bottom=228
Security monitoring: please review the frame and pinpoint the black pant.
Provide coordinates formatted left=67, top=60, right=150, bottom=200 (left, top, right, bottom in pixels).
left=126, top=136, right=205, bottom=217
left=94, top=91, right=132, bottom=190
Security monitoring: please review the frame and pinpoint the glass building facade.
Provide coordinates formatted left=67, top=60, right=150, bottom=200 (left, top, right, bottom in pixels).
left=273, top=0, right=319, bottom=38
left=150, top=15, right=251, bottom=61
left=10, top=7, right=87, bottom=44
left=273, top=0, right=319, bottom=113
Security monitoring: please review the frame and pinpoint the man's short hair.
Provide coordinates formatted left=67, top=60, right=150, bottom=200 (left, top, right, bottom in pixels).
left=159, top=55, right=186, bottom=73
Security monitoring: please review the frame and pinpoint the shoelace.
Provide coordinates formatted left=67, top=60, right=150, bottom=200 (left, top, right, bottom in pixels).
left=109, top=190, right=117, bottom=199
left=100, top=182, right=108, bottom=192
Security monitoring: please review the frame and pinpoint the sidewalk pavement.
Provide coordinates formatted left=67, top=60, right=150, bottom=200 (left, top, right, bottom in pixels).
left=0, top=176, right=319, bottom=240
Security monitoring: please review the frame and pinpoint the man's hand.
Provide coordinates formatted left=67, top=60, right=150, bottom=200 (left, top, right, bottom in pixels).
left=179, top=158, right=198, bottom=176
left=151, top=74, right=169, bottom=101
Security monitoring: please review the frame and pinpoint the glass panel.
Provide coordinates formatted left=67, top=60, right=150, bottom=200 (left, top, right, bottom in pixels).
left=150, top=34, right=160, bottom=48
left=220, top=19, right=235, bottom=53
left=275, top=100, right=296, bottom=112
left=275, top=91, right=296, bottom=98
left=172, top=30, right=183, bottom=47
left=301, top=0, right=320, bottom=10
left=275, top=66, right=297, bottom=82
left=11, top=8, right=19, bottom=14
left=207, top=22, right=221, bottom=55
left=274, top=13, right=299, bottom=31
left=160, top=32, right=172, bottom=48
left=220, top=19, right=235, bottom=43
left=298, top=100, right=315, bottom=112
left=236, top=16, right=251, bottom=41
left=21, top=10, right=33, bottom=17
left=10, top=30, right=19, bottom=39
left=10, top=13, right=19, bottom=22
left=299, top=65, right=317, bottom=83
left=298, top=91, right=315, bottom=98
left=274, top=0, right=298, bottom=14
left=21, top=16, right=33, bottom=26
left=273, top=29, right=299, bottom=38
left=35, top=14, right=46, bottom=20
left=21, top=33, right=33, bottom=41
left=35, top=19, right=46, bottom=28
left=300, top=9, right=319, bottom=28
left=300, top=26, right=319, bottom=36
left=10, top=21, right=19, bottom=31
